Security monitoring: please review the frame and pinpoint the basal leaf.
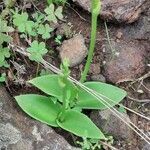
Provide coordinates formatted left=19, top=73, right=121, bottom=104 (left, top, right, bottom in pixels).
left=57, top=110, right=105, bottom=139
left=15, top=94, right=61, bottom=127
left=76, top=82, right=127, bottom=110
left=28, top=75, right=77, bottom=103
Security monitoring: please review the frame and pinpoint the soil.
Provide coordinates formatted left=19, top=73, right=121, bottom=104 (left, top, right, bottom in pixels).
left=0, top=1, right=150, bottom=150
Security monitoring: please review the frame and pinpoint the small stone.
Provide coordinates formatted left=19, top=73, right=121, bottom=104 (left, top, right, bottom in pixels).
left=116, top=31, right=123, bottom=39
left=91, top=74, right=106, bottom=82
left=90, top=110, right=133, bottom=140
left=59, top=34, right=88, bottom=67
left=104, top=41, right=146, bottom=83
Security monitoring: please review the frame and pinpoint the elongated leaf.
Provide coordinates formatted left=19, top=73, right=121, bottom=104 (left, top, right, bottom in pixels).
left=57, top=110, right=105, bottom=139
left=76, top=82, right=127, bottom=110
left=15, top=94, right=61, bottom=127
left=28, top=75, right=77, bottom=102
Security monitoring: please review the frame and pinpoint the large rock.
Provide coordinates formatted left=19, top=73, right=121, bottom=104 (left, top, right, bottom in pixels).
left=0, top=86, right=78, bottom=150
left=59, top=34, right=87, bottom=67
left=73, top=0, right=147, bottom=23
left=122, top=5, right=150, bottom=40
left=90, top=110, right=133, bottom=140
left=103, top=41, right=146, bottom=83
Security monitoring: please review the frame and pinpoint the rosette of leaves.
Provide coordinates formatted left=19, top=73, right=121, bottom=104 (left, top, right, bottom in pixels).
left=27, top=40, right=48, bottom=62
left=15, top=60, right=127, bottom=140
left=44, top=3, right=63, bottom=23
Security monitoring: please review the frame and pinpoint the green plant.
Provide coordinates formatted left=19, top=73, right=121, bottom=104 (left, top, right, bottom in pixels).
left=27, top=41, right=48, bottom=62
left=37, top=24, right=53, bottom=39
left=12, top=11, right=35, bottom=36
left=80, top=0, right=101, bottom=83
left=12, top=4, right=63, bottom=39
left=15, top=59, right=126, bottom=140
left=0, top=18, right=13, bottom=67
left=44, top=3, right=63, bottom=23
left=77, top=138, right=102, bottom=150
left=0, top=46, right=11, bottom=67
left=55, top=35, right=62, bottom=44
left=0, top=73, right=6, bottom=82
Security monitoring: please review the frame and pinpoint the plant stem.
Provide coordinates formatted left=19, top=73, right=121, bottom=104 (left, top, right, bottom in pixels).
left=80, top=0, right=101, bottom=83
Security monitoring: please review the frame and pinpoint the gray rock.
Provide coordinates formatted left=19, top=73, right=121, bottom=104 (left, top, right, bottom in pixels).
left=73, top=0, right=147, bottom=23
left=122, top=6, right=150, bottom=40
left=0, top=86, right=79, bottom=150
left=90, top=109, right=133, bottom=140
left=139, top=140, right=150, bottom=150
left=59, top=34, right=87, bottom=67
left=91, top=74, right=106, bottom=82
left=142, top=144, right=150, bottom=150
left=0, top=123, right=21, bottom=148
left=103, top=41, right=146, bottom=83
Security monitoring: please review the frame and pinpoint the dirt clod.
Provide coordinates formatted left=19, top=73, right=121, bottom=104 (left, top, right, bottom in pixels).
left=103, top=41, right=146, bottom=83
left=59, top=34, right=88, bottom=67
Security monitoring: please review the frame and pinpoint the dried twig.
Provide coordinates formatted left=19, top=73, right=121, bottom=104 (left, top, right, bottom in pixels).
left=128, top=96, right=150, bottom=103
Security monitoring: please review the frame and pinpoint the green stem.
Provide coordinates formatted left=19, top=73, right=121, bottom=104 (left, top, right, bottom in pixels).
left=59, top=78, right=68, bottom=122
left=80, top=0, right=101, bottom=83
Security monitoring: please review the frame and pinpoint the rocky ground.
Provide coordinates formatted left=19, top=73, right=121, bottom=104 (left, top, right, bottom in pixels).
left=0, top=0, right=150, bottom=149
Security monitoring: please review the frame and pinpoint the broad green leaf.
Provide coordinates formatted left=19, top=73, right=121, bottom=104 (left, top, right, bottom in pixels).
left=57, top=110, right=105, bottom=139
left=28, top=75, right=77, bottom=103
left=76, top=82, right=127, bottom=110
left=15, top=94, right=61, bottom=127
